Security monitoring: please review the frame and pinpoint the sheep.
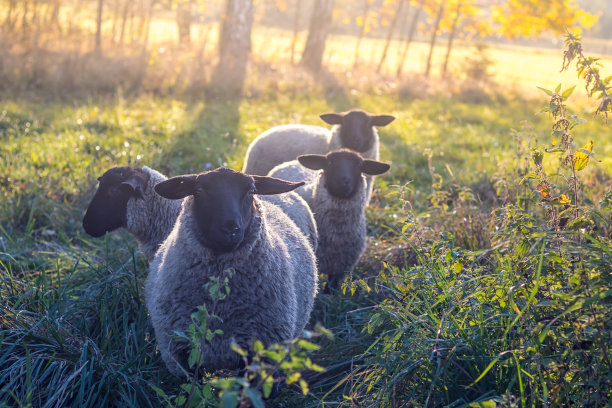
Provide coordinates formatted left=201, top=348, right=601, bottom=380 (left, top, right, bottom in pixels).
left=260, top=192, right=318, bottom=252
left=268, top=149, right=390, bottom=292
left=145, top=167, right=318, bottom=376
left=82, top=166, right=181, bottom=263
left=242, top=109, right=395, bottom=202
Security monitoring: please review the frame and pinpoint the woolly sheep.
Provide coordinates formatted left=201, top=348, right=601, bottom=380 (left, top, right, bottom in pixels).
left=242, top=109, right=394, bottom=202
left=82, top=166, right=181, bottom=262
left=268, top=149, right=390, bottom=291
left=145, top=168, right=318, bottom=375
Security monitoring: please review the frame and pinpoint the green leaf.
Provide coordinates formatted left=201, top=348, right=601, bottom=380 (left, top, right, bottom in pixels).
left=253, top=340, right=264, bottom=353
left=562, top=85, right=576, bottom=100
left=149, top=385, right=167, bottom=398
left=297, top=339, right=320, bottom=351
left=469, top=400, right=497, bottom=408
left=231, top=342, right=247, bottom=357
left=299, top=378, right=310, bottom=395
left=536, top=86, right=553, bottom=96
left=573, top=140, right=593, bottom=171
left=286, top=372, right=301, bottom=384
left=220, top=392, right=238, bottom=408
left=262, top=379, right=273, bottom=398
left=248, top=389, right=265, bottom=408
left=555, top=83, right=562, bottom=93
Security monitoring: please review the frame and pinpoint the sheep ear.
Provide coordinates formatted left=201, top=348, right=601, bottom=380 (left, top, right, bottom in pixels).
left=121, top=174, right=147, bottom=200
left=154, top=175, right=197, bottom=199
left=298, top=154, right=327, bottom=171
left=370, top=115, right=395, bottom=127
left=252, top=176, right=305, bottom=195
left=320, top=113, right=344, bottom=125
left=361, top=160, right=390, bottom=176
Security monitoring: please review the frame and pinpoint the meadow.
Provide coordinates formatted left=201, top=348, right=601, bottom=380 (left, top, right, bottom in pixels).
left=1, top=18, right=611, bottom=407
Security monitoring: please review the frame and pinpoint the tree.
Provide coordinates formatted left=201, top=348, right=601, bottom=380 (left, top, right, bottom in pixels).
left=95, top=0, right=104, bottom=53
left=353, top=0, right=375, bottom=68
left=439, top=0, right=489, bottom=78
left=493, top=0, right=597, bottom=38
left=209, top=0, right=254, bottom=96
left=396, top=0, right=423, bottom=77
left=376, top=0, right=406, bottom=73
left=290, top=0, right=303, bottom=64
left=424, top=0, right=444, bottom=78
left=176, top=0, right=191, bottom=44
left=301, top=0, right=334, bottom=72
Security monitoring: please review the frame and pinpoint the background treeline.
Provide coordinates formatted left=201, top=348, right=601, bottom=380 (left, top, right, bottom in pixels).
left=0, top=0, right=606, bottom=98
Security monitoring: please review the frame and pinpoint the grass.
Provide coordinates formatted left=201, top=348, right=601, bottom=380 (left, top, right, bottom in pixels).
left=1, top=10, right=612, bottom=406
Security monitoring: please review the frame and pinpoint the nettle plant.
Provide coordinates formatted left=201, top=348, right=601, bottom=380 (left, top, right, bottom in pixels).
left=152, top=268, right=329, bottom=408
left=526, top=32, right=610, bottom=232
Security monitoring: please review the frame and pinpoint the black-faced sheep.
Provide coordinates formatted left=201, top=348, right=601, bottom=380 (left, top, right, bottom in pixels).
left=268, top=149, right=390, bottom=291
left=242, top=109, right=394, bottom=202
left=145, top=168, right=318, bottom=375
left=82, top=166, right=181, bottom=262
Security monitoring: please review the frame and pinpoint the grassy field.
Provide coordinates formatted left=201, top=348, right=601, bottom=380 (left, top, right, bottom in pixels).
left=1, top=19, right=612, bottom=408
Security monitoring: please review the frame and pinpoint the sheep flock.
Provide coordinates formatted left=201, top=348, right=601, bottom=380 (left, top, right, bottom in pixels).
left=82, top=108, right=394, bottom=381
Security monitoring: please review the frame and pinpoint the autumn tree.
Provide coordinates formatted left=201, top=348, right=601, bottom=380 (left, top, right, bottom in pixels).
left=209, top=0, right=254, bottom=96
left=290, top=0, right=303, bottom=64
left=353, top=0, right=376, bottom=68
left=493, top=0, right=597, bottom=39
left=439, top=0, right=489, bottom=78
left=376, top=0, right=406, bottom=73
left=396, top=0, right=424, bottom=77
left=301, top=0, right=334, bottom=72
left=176, top=0, right=192, bottom=44
left=424, top=0, right=444, bottom=78
left=95, top=0, right=104, bottom=53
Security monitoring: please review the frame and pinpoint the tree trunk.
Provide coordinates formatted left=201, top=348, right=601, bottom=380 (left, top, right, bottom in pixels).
left=396, top=1, right=422, bottom=77
left=119, top=0, right=130, bottom=45
left=290, top=0, right=302, bottom=64
left=442, top=1, right=461, bottom=78
left=353, top=0, right=370, bottom=68
left=424, top=0, right=444, bottom=78
left=376, top=0, right=405, bottom=73
left=22, top=0, right=30, bottom=34
left=95, top=0, right=104, bottom=53
left=141, top=0, right=155, bottom=51
left=4, top=0, right=16, bottom=31
left=177, top=0, right=191, bottom=44
left=48, top=0, right=62, bottom=33
left=300, top=0, right=334, bottom=72
left=209, top=0, right=254, bottom=96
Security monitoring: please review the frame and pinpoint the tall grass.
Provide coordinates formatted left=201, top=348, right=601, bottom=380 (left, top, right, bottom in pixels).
left=1, top=32, right=611, bottom=406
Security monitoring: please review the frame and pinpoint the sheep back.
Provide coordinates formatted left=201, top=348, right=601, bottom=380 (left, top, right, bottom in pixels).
left=260, top=191, right=318, bottom=253
left=125, top=166, right=182, bottom=262
left=242, top=124, right=331, bottom=176
left=267, top=160, right=317, bottom=207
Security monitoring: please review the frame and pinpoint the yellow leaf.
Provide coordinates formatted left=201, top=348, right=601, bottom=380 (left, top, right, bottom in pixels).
left=356, top=16, right=364, bottom=27
left=573, top=140, right=593, bottom=171
left=548, top=194, right=572, bottom=205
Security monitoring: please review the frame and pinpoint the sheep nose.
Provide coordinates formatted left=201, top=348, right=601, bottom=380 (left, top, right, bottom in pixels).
left=222, top=221, right=241, bottom=237
left=340, top=177, right=351, bottom=187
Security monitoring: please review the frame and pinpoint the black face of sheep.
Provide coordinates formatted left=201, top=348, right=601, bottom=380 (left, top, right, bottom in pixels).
left=83, top=167, right=149, bottom=237
left=155, top=168, right=305, bottom=253
left=319, top=109, right=395, bottom=153
left=298, top=150, right=391, bottom=199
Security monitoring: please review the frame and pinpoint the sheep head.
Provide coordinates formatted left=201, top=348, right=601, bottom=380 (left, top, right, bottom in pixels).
left=155, top=167, right=304, bottom=253
left=83, top=166, right=149, bottom=237
left=319, top=109, right=395, bottom=153
left=298, top=149, right=390, bottom=199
